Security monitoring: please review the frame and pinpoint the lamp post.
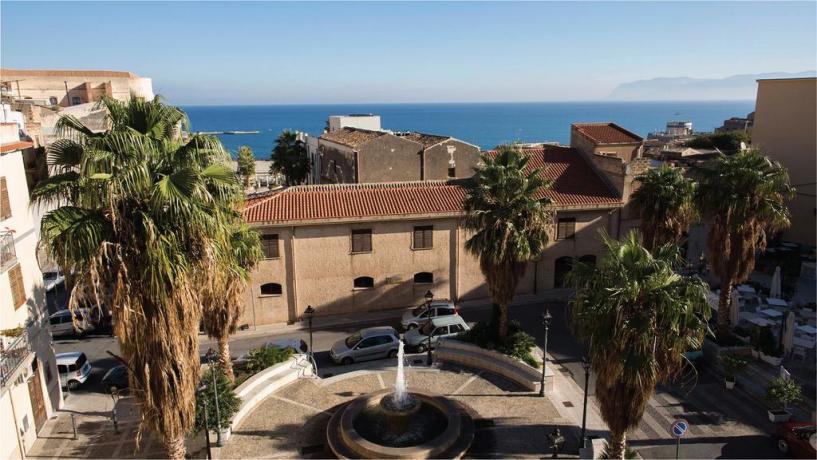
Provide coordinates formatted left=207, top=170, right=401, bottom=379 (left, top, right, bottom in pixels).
left=580, top=355, right=591, bottom=447
left=304, top=305, right=315, bottom=359
left=206, top=350, right=223, bottom=447
left=424, top=290, right=434, bottom=366
left=539, top=310, right=552, bottom=397
left=198, top=385, right=212, bottom=459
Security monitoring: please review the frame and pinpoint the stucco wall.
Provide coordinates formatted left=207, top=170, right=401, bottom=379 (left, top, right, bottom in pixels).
left=423, top=139, right=481, bottom=180
left=319, top=141, right=356, bottom=183
left=2, top=74, right=153, bottom=106
left=357, top=135, right=423, bottom=183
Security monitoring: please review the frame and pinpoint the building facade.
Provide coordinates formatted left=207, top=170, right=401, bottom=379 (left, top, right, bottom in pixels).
left=1, top=68, right=154, bottom=107
left=1, top=123, right=62, bottom=459
left=751, top=77, right=817, bottom=246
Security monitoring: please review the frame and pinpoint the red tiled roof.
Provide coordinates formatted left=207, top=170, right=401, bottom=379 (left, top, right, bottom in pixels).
left=573, top=122, right=642, bottom=144
left=320, top=128, right=385, bottom=148
left=243, top=146, right=620, bottom=224
left=0, top=141, right=34, bottom=153
left=1, top=68, right=137, bottom=79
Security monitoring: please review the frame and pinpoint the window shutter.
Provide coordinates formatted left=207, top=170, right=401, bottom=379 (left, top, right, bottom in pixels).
left=9, top=264, right=25, bottom=309
left=0, top=177, right=10, bottom=221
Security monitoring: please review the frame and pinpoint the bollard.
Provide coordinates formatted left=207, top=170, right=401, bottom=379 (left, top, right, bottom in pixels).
left=112, top=407, right=119, bottom=434
left=71, top=414, right=77, bottom=440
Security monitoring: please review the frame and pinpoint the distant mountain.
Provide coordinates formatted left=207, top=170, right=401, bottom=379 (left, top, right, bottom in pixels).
left=608, top=71, right=816, bottom=101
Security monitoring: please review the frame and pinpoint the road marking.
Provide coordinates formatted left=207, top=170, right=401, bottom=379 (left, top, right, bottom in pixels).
left=377, top=372, right=386, bottom=390
left=451, top=371, right=483, bottom=395
left=271, top=395, right=332, bottom=415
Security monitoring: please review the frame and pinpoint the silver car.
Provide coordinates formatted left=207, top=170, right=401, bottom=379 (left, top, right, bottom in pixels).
left=330, top=327, right=399, bottom=365
left=404, top=315, right=470, bottom=352
left=400, top=300, right=459, bottom=330
left=48, top=308, right=95, bottom=337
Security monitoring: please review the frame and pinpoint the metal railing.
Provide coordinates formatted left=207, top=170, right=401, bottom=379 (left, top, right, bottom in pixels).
left=0, top=231, right=16, bottom=273
left=0, top=331, right=30, bottom=387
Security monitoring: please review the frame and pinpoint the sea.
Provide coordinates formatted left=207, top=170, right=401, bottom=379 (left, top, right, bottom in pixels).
left=181, top=101, right=755, bottom=157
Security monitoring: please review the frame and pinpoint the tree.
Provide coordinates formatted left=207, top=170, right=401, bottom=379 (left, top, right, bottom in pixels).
left=193, top=364, right=241, bottom=435
left=463, top=145, right=552, bottom=341
left=236, top=146, right=256, bottom=187
left=630, top=165, right=696, bottom=251
left=687, top=131, right=750, bottom=153
left=270, top=130, right=310, bottom=186
left=201, top=223, right=262, bottom=382
left=32, top=96, right=241, bottom=459
left=695, top=149, right=793, bottom=339
left=568, top=232, right=710, bottom=459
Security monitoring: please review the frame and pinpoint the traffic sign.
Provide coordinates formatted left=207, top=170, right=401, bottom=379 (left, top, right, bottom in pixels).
left=670, top=419, right=689, bottom=439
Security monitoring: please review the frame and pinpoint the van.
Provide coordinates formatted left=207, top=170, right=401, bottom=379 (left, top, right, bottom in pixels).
left=403, top=315, right=470, bottom=352
left=56, top=352, right=92, bottom=390
left=48, top=309, right=95, bottom=337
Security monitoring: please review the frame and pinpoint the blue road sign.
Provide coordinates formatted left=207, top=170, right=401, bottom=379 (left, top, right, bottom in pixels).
left=670, top=419, right=689, bottom=439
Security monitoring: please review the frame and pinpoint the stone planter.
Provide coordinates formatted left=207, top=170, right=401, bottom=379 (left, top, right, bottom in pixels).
left=725, top=379, right=736, bottom=390
left=760, top=352, right=783, bottom=366
left=768, top=409, right=791, bottom=423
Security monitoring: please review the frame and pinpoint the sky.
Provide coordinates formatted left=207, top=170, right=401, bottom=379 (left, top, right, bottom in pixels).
left=1, top=1, right=816, bottom=105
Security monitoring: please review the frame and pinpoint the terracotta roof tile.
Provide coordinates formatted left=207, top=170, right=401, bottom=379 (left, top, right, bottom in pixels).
left=398, top=132, right=450, bottom=148
left=243, top=146, right=620, bottom=224
left=320, top=128, right=385, bottom=148
left=573, top=122, right=642, bottom=144
left=0, top=141, right=34, bottom=153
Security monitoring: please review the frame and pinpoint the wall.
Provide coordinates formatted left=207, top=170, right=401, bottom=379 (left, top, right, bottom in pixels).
left=318, top=140, right=357, bottom=183
left=357, top=135, right=424, bottom=183
left=752, top=78, right=817, bottom=246
left=423, top=139, right=481, bottom=180
left=328, top=115, right=381, bottom=132
left=1, top=72, right=154, bottom=107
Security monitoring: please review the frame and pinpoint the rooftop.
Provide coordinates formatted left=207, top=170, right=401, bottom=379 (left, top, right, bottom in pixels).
left=572, top=122, right=643, bottom=144
left=397, top=132, right=451, bottom=148
left=1, top=68, right=139, bottom=79
left=243, top=146, right=620, bottom=224
left=320, top=127, right=386, bottom=148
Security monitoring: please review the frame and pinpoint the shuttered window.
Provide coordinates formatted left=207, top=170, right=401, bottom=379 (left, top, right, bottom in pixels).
left=557, top=218, right=576, bottom=240
left=0, top=177, right=11, bottom=221
left=413, top=226, right=433, bottom=249
left=260, top=234, right=279, bottom=258
left=351, top=229, right=372, bottom=253
left=9, top=263, right=25, bottom=309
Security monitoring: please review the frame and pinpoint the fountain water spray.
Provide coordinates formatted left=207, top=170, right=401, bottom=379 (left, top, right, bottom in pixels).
left=393, top=339, right=410, bottom=408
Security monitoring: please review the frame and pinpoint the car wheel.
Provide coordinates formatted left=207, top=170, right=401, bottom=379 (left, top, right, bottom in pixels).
left=777, top=438, right=789, bottom=453
left=341, top=357, right=353, bottom=365
left=388, top=349, right=398, bottom=359
left=407, top=323, right=418, bottom=330
left=416, top=344, right=427, bottom=353
left=67, top=380, right=80, bottom=391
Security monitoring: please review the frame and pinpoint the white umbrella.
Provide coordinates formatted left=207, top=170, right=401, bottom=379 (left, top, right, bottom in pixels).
left=770, top=266, right=782, bottom=299
left=782, top=311, right=796, bottom=356
left=730, top=288, right=741, bottom=327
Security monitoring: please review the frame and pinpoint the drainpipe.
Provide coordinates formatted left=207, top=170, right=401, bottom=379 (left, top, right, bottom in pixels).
left=289, top=226, right=299, bottom=322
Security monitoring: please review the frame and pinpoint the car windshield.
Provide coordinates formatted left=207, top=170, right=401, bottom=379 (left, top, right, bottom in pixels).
left=345, top=332, right=362, bottom=348
left=43, top=272, right=58, bottom=280
left=420, top=322, right=434, bottom=335
left=412, top=305, right=426, bottom=316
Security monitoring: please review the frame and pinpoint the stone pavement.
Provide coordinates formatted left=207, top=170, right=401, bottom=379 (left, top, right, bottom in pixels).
left=220, top=363, right=578, bottom=459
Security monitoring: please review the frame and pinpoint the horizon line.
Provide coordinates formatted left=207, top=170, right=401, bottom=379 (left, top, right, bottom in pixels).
left=175, top=99, right=757, bottom=107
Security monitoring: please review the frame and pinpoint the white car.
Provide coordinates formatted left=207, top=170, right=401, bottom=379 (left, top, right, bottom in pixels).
left=56, top=352, right=92, bottom=390
left=42, top=271, right=65, bottom=292
left=400, top=300, right=459, bottom=330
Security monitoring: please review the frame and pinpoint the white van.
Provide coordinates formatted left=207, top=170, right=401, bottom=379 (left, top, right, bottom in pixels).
left=48, top=309, right=95, bottom=337
left=56, top=352, right=92, bottom=390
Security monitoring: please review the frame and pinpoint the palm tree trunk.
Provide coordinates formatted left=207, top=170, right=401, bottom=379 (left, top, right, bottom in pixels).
left=717, top=279, right=733, bottom=339
left=609, top=430, right=626, bottom=459
left=163, top=433, right=186, bottom=460
left=219, top=335, right=234, bottom=383
left=497, top=303, right=509, bottom=342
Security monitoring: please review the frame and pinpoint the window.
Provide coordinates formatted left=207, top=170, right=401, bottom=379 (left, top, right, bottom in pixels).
left=9, top=263, right=25, bottom=309
left=412, top=226, right=433, bottom=249
left=353, top=276, right=374, bottom=289
left=557, top=218, right=576, bottom=240
left=449, top=324, right=466, bottom=334
left=260, top=283, right=282, bottom=296
left=0, top=177, right=11, bottom=221
left=57, top=365, right=68, bottom=374
left=49, top=97, right=58, bottom=106
left=0, top=231, right=16, bottom=272
left=413, top=272, right=433, bottom=284
left=260, top=234, right=279, bottom=259
left=579, top=255, right=597, bottom=266
left=351, top=229, right=372, bottom=253
left=435, top=306, right=455, bottom=317
left=447, top=167, right=456, bottom=178
left=554, top=257, right=573, bottom=288
left=71, top=96, right=81, bottom=106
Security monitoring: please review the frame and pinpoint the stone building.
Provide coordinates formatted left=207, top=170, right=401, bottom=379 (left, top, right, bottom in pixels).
left=240, top=123, right=646, bottom=327
left=0, top=68, right=153, bottom=107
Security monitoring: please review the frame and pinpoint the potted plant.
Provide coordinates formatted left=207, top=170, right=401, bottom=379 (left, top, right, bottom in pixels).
left=765, top=377, right=802, bottom=423
left=720, top=354, right=747, bottom=389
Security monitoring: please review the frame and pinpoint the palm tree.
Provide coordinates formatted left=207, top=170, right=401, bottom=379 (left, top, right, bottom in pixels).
left=695, top=149, right=793, bottom=339
left=568, top=232, right=710, bottom=459
left=201, top=222, right=262, bottom=382
left=630, top=165, right=696, bottom=251
left=236, top=145, right=256, bottom=187
left=32, top=96, right=241, bottom=459
left=270, top=130, right=310, bottom=186
left=463, top=145, right=552, bottom=341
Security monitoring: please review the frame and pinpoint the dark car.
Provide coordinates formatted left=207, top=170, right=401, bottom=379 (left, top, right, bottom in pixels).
left=101, top=365, right=129, bottom=394
left=775, top=422, right=816, bottom=458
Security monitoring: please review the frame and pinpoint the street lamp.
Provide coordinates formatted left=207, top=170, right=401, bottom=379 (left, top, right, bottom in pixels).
left=539, top=310, right=552, bottom=397
left=206, top=349, right=222, bottom=447
left=198, top=384, right=212, bottom=459
left=424, top=290, right=434, bottom=366
left=304, top=305, right=315, bottom=359
left=580, top=355, right=591, bottom=447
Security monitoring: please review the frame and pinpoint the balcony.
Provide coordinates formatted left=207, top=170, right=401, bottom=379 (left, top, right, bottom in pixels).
left=0, top=231, right=16, bottom=273
left=0, top=331, right=30, bottom=387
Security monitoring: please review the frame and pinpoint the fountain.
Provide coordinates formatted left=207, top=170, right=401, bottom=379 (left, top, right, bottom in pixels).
left=326, top=338, right=475, bottom=459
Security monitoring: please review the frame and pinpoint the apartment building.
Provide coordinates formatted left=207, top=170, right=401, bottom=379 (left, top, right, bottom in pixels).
left=751, top=77, right=817, bottom=246
left=0, top=68, right=153, bottom=107
left=0, top=123, right=62, bottom=459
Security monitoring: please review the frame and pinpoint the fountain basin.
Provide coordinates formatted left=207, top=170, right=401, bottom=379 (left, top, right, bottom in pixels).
left=326, top=389, right=474, bottom=459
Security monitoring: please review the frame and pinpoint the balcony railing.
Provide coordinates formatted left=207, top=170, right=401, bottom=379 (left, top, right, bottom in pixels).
left=0, top=331, right=30, bottom=387
left=0, top=231, right=16, bottom=273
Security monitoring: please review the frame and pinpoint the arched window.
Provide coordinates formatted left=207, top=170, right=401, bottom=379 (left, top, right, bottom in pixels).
left=579, top=255, right=597, bottom=266
left=413, top=272, right=433, bottom=284
left=554, top=257, right=573, bottom=288
left=354, top=276, right=374, bottom=289
left=260, top=283, right=282, bottom=296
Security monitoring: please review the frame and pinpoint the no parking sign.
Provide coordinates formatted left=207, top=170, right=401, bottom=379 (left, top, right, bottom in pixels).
left=670, top=418, right=690, bottom=459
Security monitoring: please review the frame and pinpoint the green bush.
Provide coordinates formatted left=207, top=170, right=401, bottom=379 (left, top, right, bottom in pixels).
left=766, top=377, right=802, bottom=410
left=458, top=320, right=540, bottom=368
left=720, top=354, right=747, bottom=380
left=245, top=345, right=293, bottom=376
left=686, top=131, right=750, bottom=152
left=193, top=365, right=242, bottom=434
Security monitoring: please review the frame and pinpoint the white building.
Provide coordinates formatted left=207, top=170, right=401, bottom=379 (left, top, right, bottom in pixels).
left=0, top=122, right=62, bottom=459
left=327, top=114, right=381, bottom=133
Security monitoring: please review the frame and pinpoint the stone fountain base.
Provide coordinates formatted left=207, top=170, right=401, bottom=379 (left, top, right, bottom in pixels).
left=326, top=389, right=475, bottom=459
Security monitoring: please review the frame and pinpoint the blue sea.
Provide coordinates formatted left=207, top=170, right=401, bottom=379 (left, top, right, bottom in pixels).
left=182, top=101, right=755, bottom=157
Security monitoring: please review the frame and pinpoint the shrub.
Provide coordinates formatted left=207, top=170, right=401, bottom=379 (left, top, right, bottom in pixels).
left=193, top=365, right=241, bottom=434
left=766, top=377, right=802, bottom=410
left=245, top=345, right=293, bottom=376
left=686, top=131, right=750, bottom=152
left=755, top=326, right=783, bottom=357
left=458, top=320, right=540, bottom=368
left=720, top=354, right=747, bottom=381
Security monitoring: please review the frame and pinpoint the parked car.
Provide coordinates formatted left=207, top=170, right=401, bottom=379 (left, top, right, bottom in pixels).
left=775, top=422, right=816, bottom=458
left=56, top=352, right=92, bottom=390
left=42, top=271, right=65, bottom=292
left=404, top=315, right=470, bottom=352
left=48, top=308, right=95, bottom=337
left=235, top=338, right=309, bottom=363
left=330, top=327, right=399, bottom=365
left=400, top=300, right=459, bottom=330
left=101, top=365, right=129, bottom=394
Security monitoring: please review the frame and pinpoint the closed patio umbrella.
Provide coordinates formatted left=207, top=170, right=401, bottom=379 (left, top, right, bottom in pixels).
left=770, top=266, right=782, bottom=299
left=782, top=311, right=796, bottom=357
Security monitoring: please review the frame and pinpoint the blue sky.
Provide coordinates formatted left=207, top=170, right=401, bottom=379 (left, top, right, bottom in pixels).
left=2, top=1, right=815, bottom=105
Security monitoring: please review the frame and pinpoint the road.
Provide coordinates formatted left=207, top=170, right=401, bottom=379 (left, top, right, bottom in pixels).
left=51, top=295, right=784, bottom=459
